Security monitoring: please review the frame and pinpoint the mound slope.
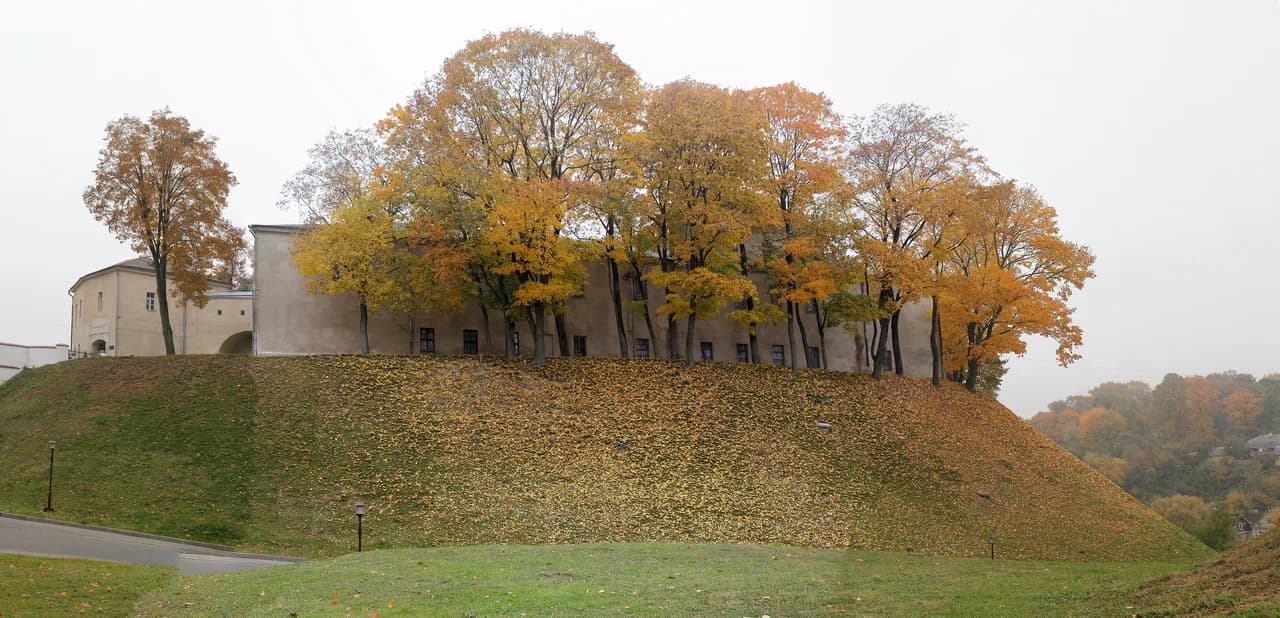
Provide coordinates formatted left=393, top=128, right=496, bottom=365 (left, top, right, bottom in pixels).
left=1133, top=528, right=1280, bottom=616
left=0, top=355, right=1207, bottom=561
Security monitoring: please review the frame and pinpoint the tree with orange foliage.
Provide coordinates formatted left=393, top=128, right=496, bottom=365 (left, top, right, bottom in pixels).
left=633, top=80, right=772, bottom=366
left=938, top=182, right=1094, bottom=390
left=1079, top=407, right=1127, bottom=452
left=83, top=109, right=245, bottom=355
left=1224, top=390, right=1264, bottom=429
left=746, top=83, right=847, bottom=368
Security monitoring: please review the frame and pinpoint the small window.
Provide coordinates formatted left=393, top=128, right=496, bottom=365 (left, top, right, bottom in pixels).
left=736, top=343, right=748, bottom=363
left=700, top=341, right=713, bottom=362
left=463, top=329, right=478, bottom=354
left=573, top=335, right=587, bottom=357
left=511, top=331, right=520, bottom=356
left=632, top=278, right=646, bottom=301
left=97, top=291, right=103, bottom=311
left=881, top=349, right=894, bottom=371
left=804, top=301, right=816, bottom=314
left=240, top=310, right=245, bottom=316
left=635, top=338, right=650, bottom=359
left=806, top=346, right=820, bottom=367
left=419, top=327, right=435, bottom=353
left=217, top=309, right=222, bottom=316
left=772, top=345, right=785, bottom=366
left=145, top=292, right=155, bottom=312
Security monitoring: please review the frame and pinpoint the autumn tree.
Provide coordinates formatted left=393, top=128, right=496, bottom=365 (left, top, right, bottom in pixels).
left=633, top=80, right=772, bottom=366
left=83, top=109, right=245, bottom=355
left=291, top=197, right=413, bottom=354
left=1078, top=407, right=1127, bottom=452
left=1151, top=494, right=1211, bottom=535
left=386, top=29, right=641, bottom=366
left=278, top=128, right=388, bottom=223
left=939, top=182, right=1094, bottom=390
left=845, top=104, right=976, bottom=379
left=747, top=83, right=847, bottom=368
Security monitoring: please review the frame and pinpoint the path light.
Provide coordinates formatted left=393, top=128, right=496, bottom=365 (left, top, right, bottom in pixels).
left=355, top=501, right=366, bottom=552
left=987, top=536, right=995, bottom=560
left=43, top=441, right=56, bottom=513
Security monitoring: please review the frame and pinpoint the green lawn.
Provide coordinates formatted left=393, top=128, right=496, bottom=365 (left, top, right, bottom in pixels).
left=0, top=553, right=172, bottom=617
left=132, top=543, right=1190, bottom=617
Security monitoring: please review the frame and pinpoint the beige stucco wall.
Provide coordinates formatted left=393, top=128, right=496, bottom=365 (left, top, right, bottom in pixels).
left=69, top=265, right=252, bottom=356
left=251, top=225, right=932, bottom=377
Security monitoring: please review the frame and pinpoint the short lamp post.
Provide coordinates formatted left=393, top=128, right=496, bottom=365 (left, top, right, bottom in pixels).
left=355, top=501, right=366, bottom=552
left=987, top=536, right=995, bottom=560
left=43, top=441, right=56, bottom=512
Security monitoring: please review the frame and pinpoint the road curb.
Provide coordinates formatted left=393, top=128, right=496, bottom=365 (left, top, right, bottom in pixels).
left=0, top=512, right=305, bottom=563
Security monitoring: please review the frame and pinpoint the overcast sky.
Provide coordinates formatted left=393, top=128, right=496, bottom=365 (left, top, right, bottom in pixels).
left=1, top=0, right=1276, bottom=416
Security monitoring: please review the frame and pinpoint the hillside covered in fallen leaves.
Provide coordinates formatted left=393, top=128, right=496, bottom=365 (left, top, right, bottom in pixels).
left=1132, top=527, right=1280, bottom=615
left=0, top=355, right=1208, bottom=561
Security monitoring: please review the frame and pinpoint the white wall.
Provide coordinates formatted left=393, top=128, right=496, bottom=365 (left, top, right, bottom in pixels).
left=0, top=342, right=68, bottom=384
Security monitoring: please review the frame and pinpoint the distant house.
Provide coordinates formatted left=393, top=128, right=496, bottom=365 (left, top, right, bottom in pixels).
left=1246, top=434, right=1280, bottom=457
left=1235, top=515, right=1255, bottom=542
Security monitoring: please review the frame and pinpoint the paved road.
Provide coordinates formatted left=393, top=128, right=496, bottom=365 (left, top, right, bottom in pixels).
left=0, top=514, right=301, bottom=575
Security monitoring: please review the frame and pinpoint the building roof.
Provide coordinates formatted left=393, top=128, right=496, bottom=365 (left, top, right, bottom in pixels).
left=69, top=257, right=233, bottom=294
left=249, top=223, right=312, bottom=236
left=1246, top=433, right=1280, bottom=449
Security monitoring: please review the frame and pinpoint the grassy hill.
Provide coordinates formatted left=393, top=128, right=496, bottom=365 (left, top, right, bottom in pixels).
left=1131, top=528, right=1280, bottom=616
left=0, top=355, right=1209, bottom=561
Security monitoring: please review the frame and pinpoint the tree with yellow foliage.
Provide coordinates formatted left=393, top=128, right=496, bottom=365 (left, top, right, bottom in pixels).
left=384, top=29, right=641, bottom=366
left=633, top=80, right=773, bottom=366
left=83, top=109, right=245, bottom=355
left=845, top=104, right=977, bottom=380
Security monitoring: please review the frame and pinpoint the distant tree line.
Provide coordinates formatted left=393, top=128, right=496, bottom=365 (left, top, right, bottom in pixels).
left=1031, top=372, right=1280, bottom=548
left=281, top=29, right=1095, bottom=390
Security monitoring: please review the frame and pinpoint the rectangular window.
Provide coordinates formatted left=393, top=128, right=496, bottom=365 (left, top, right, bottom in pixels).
left=806, top=346, right=820, bottom=368
left=736, top=343, right=749, bottom=363
left=145, top=292, right=155, bottom=312
left=635, top=338, right=650, bottom=359
left=881, top=350, right=894, bottom=371
left=700, top=341, right=713, bottom=362
left=632, top=278, right=645, bottom=301
left=97, top=291, right=103, bottom=311
left=419, top=327, right=435, bottom=353
left=511, top=331, right=520, bottom=356
left=772, top=344, right=785, bottom=366
left=573, top=335, right=587, bottom=357
left=463, top=329, right=478, bottom=354
left=804, top=301, right=816, bottom=313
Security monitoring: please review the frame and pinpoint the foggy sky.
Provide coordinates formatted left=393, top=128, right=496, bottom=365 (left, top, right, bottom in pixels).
left=2, top=0, right=1276, bottom=416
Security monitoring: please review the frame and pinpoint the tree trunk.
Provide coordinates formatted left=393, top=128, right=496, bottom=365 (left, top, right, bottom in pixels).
left=608, top=257, right=628, bottom=358
left=891, top=309, right=904, bottom=375
left=796, top=303, right=814, bottom=368
left=152, top=260, right=177, bottom=355
left=871, top=287, right=892, bottom=380
left=632, top=266, right=659, bottom=357
left=964, top=357, right=980, bottom=391
left=738, top=244, right=760, bottom=363
left=480, top=305, right=493, bottom=355
left=666, top=313, right=679, bottom=361
left=505, top=319, right=517, bottom=358
left=554, top=312, right=569, bottom=358
left=531, top=304, right=547, bottom=367
left=358, top=299, right=369, bottom=355
left=813, top=300, right=828, bottom=369
left=684, top=314, right=697, bottom=368
left=786, top=300, right=798, bottom=370
left=930, top=295, right=942, bottom=387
